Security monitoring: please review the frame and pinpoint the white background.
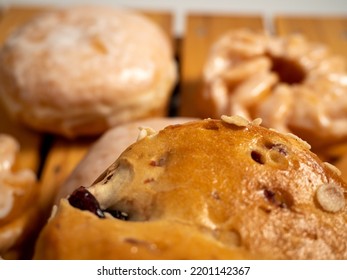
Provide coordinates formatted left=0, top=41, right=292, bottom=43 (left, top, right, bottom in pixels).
left=1, top=260, right=347, bottom=279
left=1, top=0, right=347, bottom=35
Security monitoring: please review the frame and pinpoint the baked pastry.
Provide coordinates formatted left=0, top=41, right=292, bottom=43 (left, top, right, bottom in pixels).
left=34, top=116, right=347, bottom=259
left=0, top=134, right=38, bottom=259
left=0, top=6, right=176, bottom=138
left=56, top=117, right=197, bottom=202
left=197, top=29, right=347, bottom=150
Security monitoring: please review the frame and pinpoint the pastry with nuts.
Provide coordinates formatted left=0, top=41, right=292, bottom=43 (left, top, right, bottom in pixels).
left=34, top=116, right=347, bottom=259
left=0, top=134, right=39, bottom=259
left=194, top=29, right=347, bottom=151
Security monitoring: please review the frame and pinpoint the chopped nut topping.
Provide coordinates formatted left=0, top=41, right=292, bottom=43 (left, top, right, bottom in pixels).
left=269, top=128, right=280, bottom=133
left=286, top=132, right=311, bottom=150
left=0, top=185, right=14, bottom=219
left=137, top=126, right=157, bottom=141
left=251, top=118, right=262, bottom=126
left=0, top=134, right=19, bottom=173
left=49, top=205, right=58, bottom=221
left=316, top=183, right=345, bottom=213
left=221, top=115, right=249, bottom=127
left=323, top=162, right=342, bottom=176
left=124, top=238, right=158, bottom=251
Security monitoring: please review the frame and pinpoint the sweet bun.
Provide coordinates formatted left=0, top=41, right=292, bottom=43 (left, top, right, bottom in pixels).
left=0, top=134, right=39, bottom=259
left=197, top=29, right=347, bottom=150
left=56, top=117, right=197, bottom=203
left=0, top=6, right=176, bottom=138
left=34, top=116, right=347, bottom=259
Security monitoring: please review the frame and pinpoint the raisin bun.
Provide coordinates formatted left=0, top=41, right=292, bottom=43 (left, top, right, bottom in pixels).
left=197, top=29, right=347, bottom=150
left=34, top=116, right=347, bottom=259
left=0, top=134, right=39, bottom=259
left=0, top=6, right=176, bottom=138
left=56, top=117, right=197, bottom=203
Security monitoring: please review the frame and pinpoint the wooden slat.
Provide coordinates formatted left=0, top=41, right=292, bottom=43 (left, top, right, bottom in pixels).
left=275, top=15, right=347, bottom=63
left=0, top=6, right=51, bottom=45
left=141, top=10, right=174, bottom=51
left=38, top=136, right=97, bottom=219
left=179, top=14, right=264, bottom=117
left=143, top=11, right=172, bottom=34
left=0, top=103, right=43, bottom=173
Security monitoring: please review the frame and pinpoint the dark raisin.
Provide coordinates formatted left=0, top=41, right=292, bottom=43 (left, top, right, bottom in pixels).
left=211, top=190, right=221, bottom=200
left=259, top=205, right=272, bottom=214
left=251, top=150, right=265, bottom=164
left=203, top=121, right=219, bottom=130
left=150, top=157, right=166, bottom=167
left=105, top=209, right=129, bottom=221
left=92, top=162, right=118, bottom=185
left=103, top=173, right=114, bottom=184
left=68, top=186, right=105, bottom=218
left=263, top=188, right=293, bottom=209
left=264, top=189, right=276, bottom=202
left=274, top=145, right=287, bottom=155
left=144, top=178, right=155, bottom=183
left=265, top=142, right=287, bottom=155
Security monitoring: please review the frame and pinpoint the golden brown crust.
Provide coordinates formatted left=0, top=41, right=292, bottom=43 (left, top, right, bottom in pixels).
left=56, top=117, right=197, bottom=203
left=0, top=6, right=176, bottom=138
left=35, top=200, right=260, bottom=260
left=34, top=117, right=347, bottom=259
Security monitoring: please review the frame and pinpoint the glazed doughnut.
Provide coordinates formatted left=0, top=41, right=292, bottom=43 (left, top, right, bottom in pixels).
left=0, top=6, right=176, bottom=138
left=34, top=116, right=347, bottom=259
left=56, top=117, right=197, bottom=202
left=0, top=134, right=38, bottom=259
left=198, top=29, right=347, bottom=150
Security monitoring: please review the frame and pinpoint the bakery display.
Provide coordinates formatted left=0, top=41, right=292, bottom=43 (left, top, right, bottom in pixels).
left=34, top=116, right=347, bottom=259
left=197, top=29, right=347, bottom=151
left=0, top=6, right=176, bottom=138
left=1, top=7, right=346, bottom=261
left=0, top=134, right=39, bottom=259
left=55, top=117, right=197, bottom=203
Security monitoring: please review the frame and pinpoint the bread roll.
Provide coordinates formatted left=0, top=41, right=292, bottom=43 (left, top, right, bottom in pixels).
left=0, top=6, right=176, bottom=138
left=34, top=116, right=347, bottom=259
left=56, top=117, right=197, bottom=202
